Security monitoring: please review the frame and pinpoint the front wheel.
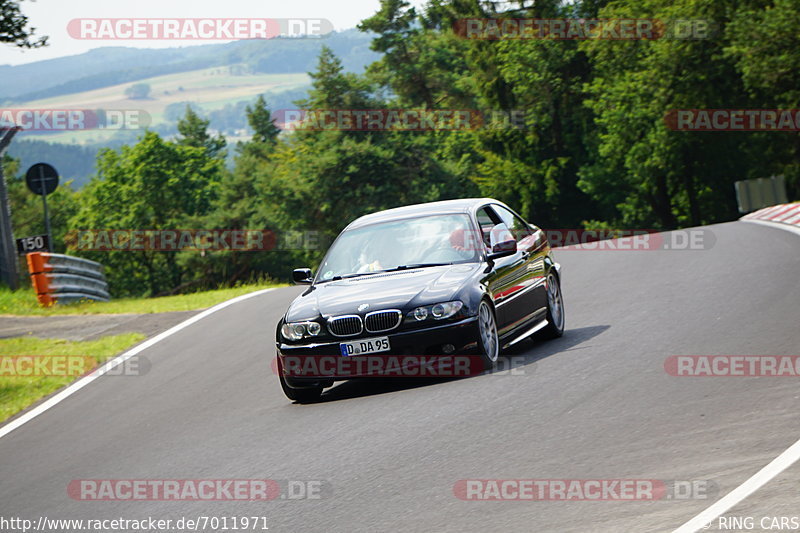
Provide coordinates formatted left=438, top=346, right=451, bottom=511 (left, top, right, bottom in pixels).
left=477, top=300, right=500, bottom=369
left=539, top=272, right=565, bottom=339
left=277, top=358, right=323, bottom=403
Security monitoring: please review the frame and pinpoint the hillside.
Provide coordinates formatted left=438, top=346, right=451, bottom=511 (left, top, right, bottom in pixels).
left=3, top=30, right=379, bottom=186
left=6, top=67, right=311, bottom=187
left=16, top=67, right=310, bottom=144
left=0, top=30, right=377, bottom=102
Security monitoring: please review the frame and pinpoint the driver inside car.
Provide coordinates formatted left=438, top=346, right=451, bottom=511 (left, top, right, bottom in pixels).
left=355, top=239, right=388, bottom=273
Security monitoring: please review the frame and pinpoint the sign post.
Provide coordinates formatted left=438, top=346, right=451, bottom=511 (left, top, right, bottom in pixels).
left=25, top=163, right=59, bottom=252
left=0, top=127, right=20, bottom=289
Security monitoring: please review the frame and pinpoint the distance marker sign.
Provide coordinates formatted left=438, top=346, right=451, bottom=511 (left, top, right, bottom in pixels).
left=16, top=234, right=50, bottom=255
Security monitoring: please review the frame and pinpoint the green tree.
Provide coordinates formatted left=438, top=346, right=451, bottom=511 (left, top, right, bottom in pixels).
left=578, top=0, right=759, bottom=228
left=176, top=106, right=227, bottom=158
left=298, top=46, right=376, bottom=110
left=451, top=0, right=598, bottom=226
left=359, top=0, right=597, bottom=226
left=359, top=0, right=437, bottom=108
left=725, top=0, right=800, bottom=199
left=276, top=46, right=472, bottom=240
left=124, top=83, right=151, bottom=100
left=193, top=98, right=285, bottom=287
left=246, top=95, right=281, bottom=145
left=0, top=0, right=47, bottom=48
left=197, top=46, right=476, bottom=284
left=70, top=132, right=223, bottom=296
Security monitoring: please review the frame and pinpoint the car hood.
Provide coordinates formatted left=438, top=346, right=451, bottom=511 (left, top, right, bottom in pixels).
left=285, top=264, right=481, bottom=321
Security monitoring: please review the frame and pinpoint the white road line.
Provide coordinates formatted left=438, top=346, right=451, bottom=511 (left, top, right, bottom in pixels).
left=0, top=288, right=275, bottom=440
left=674, top=219, right=800, bottom=531
left=673, top=438, right=800, bottom=533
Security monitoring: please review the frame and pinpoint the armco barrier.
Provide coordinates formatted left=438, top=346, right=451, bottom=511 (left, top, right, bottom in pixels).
left=25, top=252, right=110, bottom=306
left=734, top=175, right=788, bottom=213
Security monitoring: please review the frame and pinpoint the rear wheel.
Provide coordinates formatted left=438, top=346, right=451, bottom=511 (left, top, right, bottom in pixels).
left=477, top=300, right=500, bottom=369
left=539, top=272, right=565, bottom=339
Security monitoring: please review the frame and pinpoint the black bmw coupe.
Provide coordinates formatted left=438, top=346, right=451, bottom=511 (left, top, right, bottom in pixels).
left=275, top=198, right=564, bottom=402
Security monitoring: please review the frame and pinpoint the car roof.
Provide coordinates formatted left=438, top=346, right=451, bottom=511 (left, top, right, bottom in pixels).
left=345, top=198, right=501, bottom=230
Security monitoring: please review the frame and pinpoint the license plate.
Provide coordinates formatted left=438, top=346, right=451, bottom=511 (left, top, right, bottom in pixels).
left=340, top=336, right=390, bottom=356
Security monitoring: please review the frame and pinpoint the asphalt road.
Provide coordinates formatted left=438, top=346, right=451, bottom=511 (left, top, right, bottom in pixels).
left=1, top=221, right=798, bottom=533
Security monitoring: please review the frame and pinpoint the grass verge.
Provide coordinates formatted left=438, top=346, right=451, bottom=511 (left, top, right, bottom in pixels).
left=0, top=282, right=283, bottom=316
left=0, top=334, right=146, bottom=422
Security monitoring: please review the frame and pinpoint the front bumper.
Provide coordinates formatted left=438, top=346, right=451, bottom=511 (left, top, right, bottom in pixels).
left=277, top=316, right=480, bottom=388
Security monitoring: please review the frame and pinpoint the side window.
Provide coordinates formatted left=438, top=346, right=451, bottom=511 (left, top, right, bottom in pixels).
left=476, top=207, right=496, bottom=247
left=492, top=205, right=532, bottom=240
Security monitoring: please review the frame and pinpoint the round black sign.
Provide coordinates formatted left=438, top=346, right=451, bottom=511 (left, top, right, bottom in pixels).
left=25, top=163, right=59, bottom=196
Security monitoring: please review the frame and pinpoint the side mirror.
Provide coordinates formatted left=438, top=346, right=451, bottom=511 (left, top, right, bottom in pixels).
left=487, top=239, right=517, bottom=261
left=292, top=268, right=313, bottom=284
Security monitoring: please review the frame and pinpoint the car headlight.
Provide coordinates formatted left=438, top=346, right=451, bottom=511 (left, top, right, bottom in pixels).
left=281, top=321, right=322, bottom=341
left=408, top=300, right=463, bottom=322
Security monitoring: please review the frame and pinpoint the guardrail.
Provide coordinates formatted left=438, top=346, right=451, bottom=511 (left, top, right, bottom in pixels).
left=735, top=175, right=788, bottom=213
left=25, top=252, right=110, bottom=306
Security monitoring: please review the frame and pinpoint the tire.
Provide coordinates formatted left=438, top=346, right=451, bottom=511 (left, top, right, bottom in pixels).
left=477, top=299, right=500, bottom=370
left=539, top=272, right=565, bottom=339
left=277, top=358, right=323, bottom=403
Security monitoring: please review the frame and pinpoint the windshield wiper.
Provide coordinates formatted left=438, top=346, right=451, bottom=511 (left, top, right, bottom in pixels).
left=321, top=271, right=384, bottom=283
left=381, top=262, right=453, bottom=272
left=320, top=263, right=452, bottom=282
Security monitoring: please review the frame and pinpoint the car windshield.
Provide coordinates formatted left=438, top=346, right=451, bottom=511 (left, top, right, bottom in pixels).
left=316, top=214, right=481, bottom=282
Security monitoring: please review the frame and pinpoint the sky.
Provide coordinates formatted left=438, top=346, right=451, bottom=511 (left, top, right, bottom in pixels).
left=0, top=0, right=426, bottom=66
